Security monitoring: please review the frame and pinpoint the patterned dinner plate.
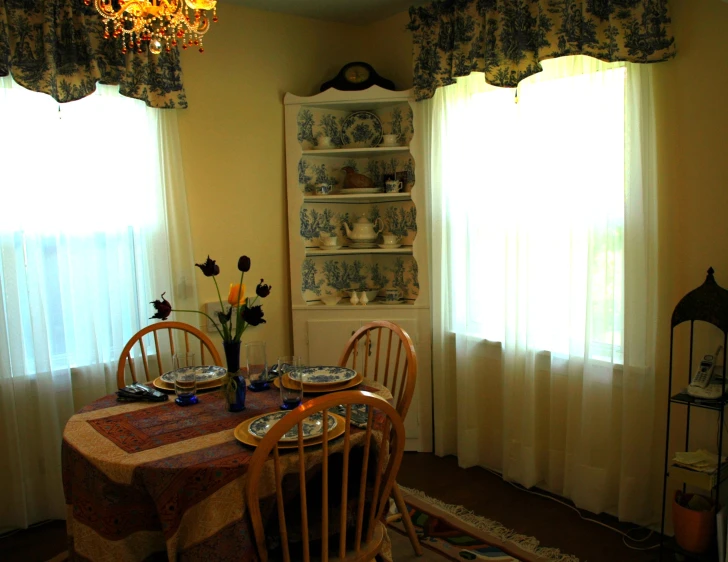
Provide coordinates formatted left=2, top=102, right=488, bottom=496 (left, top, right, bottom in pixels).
left=334, top=403, right=370, bottom=428
left=247, top=411, right=337, bottom=442
left=289, top=365, right=358, bottom=385
left=160, top=365, right=227, bottom=384
left=274, top=373, right=364, bottom=394
left=341, top=111, right=383, bottom=148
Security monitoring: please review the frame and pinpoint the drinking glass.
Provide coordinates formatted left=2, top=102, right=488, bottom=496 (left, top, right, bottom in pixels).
left=246, top=341, right=269, bottom=392
left=278, top=356, right=303, bottom=410
left=173, top=352, right=198, bottom=406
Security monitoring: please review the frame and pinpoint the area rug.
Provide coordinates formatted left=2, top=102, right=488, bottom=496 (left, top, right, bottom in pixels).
left=388, top=487, right=580, bottom=562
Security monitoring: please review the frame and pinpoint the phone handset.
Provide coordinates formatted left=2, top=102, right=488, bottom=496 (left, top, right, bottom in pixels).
left=689, top=346, right=723, bottom=389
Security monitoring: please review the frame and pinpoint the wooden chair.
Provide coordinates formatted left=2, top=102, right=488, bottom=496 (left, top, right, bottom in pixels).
left=246, top=390, right=406, bottom=562
left=116, top=321, right=222, bottom=389
left=338, top=320, right=422, bottom=556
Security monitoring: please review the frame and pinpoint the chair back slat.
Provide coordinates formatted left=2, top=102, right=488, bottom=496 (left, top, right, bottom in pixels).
left=125, top=351, right=137, bottom=384
left=338, top=321, right=418, bottom=420
left=355, top=407, right=374, bottom=552
left=136, top=339, right=149, bottom=382
left=297, top=424, right=310, bottom=562
left=246, top=391, right=405, bottom=562
left=273, top=447, right=291, bottom=562
left=116, top=321, right=223, bottom=389
left=339, top=405, right=352, bottom=560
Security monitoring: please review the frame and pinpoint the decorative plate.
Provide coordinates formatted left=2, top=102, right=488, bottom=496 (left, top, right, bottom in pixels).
left=289, top=365, right=358, bottom=384
left=341, top=111, right=383, bottom=148
left=160, top=365, right=227, bottom=384
left=274, top=373, right=364, bottom=394
left=247, top=411, right=337, bottom=442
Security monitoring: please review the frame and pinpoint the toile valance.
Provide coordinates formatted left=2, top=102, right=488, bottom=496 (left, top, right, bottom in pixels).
left=0, top=0, right=187, bottom=108
left=408, top=0, right=676, bottom=101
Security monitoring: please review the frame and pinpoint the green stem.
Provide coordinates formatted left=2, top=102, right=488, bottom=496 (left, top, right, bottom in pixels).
left=171, top=308, right=225, bottom=341
left=212, top=277, right=231, bottom=341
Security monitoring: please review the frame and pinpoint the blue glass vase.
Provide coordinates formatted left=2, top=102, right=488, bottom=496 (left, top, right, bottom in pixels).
left=223, top=341, right=246, bottom=412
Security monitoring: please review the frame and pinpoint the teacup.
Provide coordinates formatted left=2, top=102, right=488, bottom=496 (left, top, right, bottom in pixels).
left=382, top=134, right=398, bottom=146
left=315, top=182, right=332, bottom=195
left=382, top=234, right=401, bottom=245
left=319, top=234, right=338, bottom=247
left=385, top=288, right=403, bottom=302
left=318, top=136, right=334, bottom=149
left=385, top=180, right=402, bottom=193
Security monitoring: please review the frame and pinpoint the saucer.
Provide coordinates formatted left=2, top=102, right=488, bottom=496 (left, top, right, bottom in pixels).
left=380, top=142, right=399, bottom=147
left=348, top=241, right=378, bottom=249
left=319, top=245, right=343, bottom=251
left=378, top=243, right=402, bottom=249
left=378, top=299, right=406, bottom=305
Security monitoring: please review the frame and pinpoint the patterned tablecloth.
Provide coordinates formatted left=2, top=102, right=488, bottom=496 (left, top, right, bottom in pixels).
left=62, top=380, right=393, bottom=562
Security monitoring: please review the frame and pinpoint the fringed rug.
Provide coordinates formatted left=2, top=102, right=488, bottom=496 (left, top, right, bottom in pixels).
left=388, top=487, right=579, bottom=562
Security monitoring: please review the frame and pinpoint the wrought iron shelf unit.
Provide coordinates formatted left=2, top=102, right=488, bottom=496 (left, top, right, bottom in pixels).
left=660, top=267, right=728, bottom=561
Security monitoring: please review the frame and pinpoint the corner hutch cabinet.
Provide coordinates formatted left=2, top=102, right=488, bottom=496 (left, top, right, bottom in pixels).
left=283, top=86, right=432, bottom=452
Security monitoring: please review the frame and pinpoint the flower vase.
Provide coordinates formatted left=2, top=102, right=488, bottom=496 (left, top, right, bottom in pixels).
left=223, top=341, right=246, bottom=412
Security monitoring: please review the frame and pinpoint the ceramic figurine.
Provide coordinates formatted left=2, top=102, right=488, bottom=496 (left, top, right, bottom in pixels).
left=349, top=291, right=359, bottom=306
left=359, top=291, right=368, bottom=305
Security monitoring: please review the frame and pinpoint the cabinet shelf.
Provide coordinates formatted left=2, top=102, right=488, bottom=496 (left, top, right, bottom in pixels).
left=304, top=192, right=412, bottom=203
left=305, top=246, right=413, bottom=257
left=302, top=146, right=410, bottom=158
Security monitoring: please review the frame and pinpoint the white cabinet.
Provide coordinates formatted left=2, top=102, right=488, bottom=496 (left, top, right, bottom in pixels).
left=284, top=86, right=432, bottom=452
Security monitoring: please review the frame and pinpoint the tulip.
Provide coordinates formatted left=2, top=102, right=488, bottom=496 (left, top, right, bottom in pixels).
left=149, top=293, right=172, bottom=320
left=227, top=283, right=246, bottom=306
left=243, top=305, right=266, bottom=326
left=256, top=279, right=271, bottom=298
left=195, top=256, right=220, bottom=277
left=238, top=255, right=251, bottom=272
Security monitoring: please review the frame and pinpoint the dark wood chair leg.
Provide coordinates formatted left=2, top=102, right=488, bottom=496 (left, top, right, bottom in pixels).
left=391, top=481, right=423, bottom=556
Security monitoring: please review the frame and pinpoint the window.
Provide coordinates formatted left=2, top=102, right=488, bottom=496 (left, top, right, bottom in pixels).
left=0, top=77, right=171, bottom=376
left=437, top=57, right=627, bottom=364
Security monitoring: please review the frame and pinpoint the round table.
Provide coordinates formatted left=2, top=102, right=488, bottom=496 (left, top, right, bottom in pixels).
left=62, top=379, right=392, bottom=562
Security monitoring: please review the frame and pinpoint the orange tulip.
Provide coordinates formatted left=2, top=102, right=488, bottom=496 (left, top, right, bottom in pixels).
left=227, top=283, right=246, bottom=306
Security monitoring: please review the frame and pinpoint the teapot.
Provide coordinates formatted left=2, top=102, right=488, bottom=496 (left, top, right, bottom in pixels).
left=343, top=214, right=383, bottom=241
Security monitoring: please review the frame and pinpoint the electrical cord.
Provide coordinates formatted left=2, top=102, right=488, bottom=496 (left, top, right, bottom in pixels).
left=482, top=467, right=661, bottom=551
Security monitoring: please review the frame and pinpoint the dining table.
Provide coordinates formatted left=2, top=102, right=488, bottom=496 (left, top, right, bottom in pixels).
left=61, top=377, right=394, bottom=562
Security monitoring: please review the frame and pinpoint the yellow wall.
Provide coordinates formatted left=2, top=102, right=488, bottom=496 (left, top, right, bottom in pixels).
left=177, top=6, right=368, bottom=361
left=652, top=0, right=728, bottom=518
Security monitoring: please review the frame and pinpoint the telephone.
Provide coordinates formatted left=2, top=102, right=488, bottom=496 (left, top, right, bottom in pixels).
left=687, top=346, right=724, bottom=399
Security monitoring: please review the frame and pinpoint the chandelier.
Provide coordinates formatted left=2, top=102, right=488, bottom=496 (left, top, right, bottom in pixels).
left=86, top=0, right=218, bottom=54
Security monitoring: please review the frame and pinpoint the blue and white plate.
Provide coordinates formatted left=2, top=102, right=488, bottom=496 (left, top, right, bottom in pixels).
left=248, top=411, right=337, bottom=442
left=160, top=365, right=227, bottom=384
left=341, top=111, right=383, bottom=148
left=334, top=404, right=369, bottom=428
left=289, top=365, right=358, bottom=385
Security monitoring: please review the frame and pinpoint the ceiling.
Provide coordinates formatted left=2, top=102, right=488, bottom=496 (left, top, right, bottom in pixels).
left=220, top=0, right=418, bottom=25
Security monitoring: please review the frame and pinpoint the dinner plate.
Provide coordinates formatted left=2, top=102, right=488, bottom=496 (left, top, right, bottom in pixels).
left=234, top=412, right=346, bottom=449
left=247, top=411, right=337, bottom=442
left=274, top=372, right=364, bottom=394
left=341, top=111, right=383, bottom=148
left=160, top=365, right=227, bottom=384
left=152, top=376, right=224, bottom=392
left=289, top=365, right=357, bottom=384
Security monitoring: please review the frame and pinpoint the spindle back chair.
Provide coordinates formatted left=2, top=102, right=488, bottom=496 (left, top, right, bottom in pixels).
left=337, top=320, right=417, bottom=421
left=245, top=390, right=405, bottom=562
left=337, top=320, right=423, bottom=556
left=116, top=321, right=222, bottom=389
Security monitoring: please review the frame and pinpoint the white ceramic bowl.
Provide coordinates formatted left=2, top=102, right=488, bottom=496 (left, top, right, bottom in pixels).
left=321, top=295, right=342, bottom=306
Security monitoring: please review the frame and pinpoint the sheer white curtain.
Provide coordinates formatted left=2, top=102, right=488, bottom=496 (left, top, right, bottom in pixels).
left=0, top=76, right=197, bottom=530
left=426, top=57, right=658, bottom=523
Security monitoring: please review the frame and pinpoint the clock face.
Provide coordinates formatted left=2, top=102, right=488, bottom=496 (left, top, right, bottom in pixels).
left=344, top=65, right=371, bottom=84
